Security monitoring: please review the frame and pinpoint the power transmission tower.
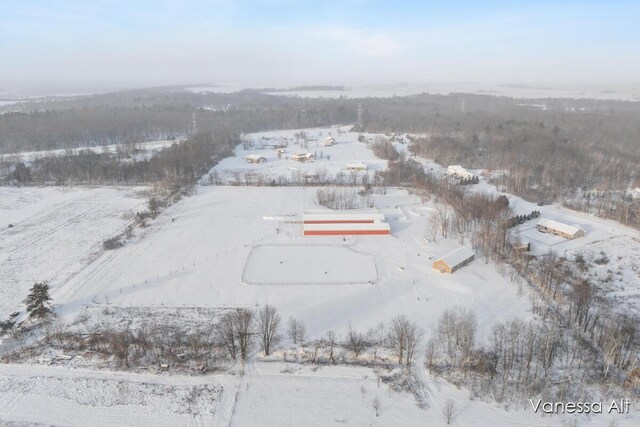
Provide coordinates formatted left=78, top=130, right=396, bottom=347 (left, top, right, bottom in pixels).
left=357, top=103, right=363, bottom=129
left=192, top=112, right=198, bottom=135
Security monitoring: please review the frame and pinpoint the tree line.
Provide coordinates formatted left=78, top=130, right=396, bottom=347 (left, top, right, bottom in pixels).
left=2, top=303, right=424, bottom=373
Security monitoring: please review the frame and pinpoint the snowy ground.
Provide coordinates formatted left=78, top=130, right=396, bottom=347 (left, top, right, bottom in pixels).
left=396, top=139, right=640, bottom=316
left=243, top=244, right=377, bottom=285
left=566, top=236, right=640, bottom=314
left=49, top=185, right=532, bottom=345
left=0, top=186, right=148, bottom=317
left=1, top=126, right=639, bottom=425
left=206, top=126, right=388, bottom=184
left=0, top=140, right=177, bottom=162
left=491, top=182, right=640, bottom=316
left=0, top=364, right=229, bottom=426
left=1, top=360, right=636, bottom=427
left=231, top=362, right=426, bottom=427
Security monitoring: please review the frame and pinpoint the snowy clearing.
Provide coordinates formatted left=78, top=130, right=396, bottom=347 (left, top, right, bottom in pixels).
left=0, top=186, right=148, bottom=316
left=243, top=244, right=377, bottom=285
left=206, top=126, right=388, bottom=184
left=48, top=184, right=532, bottom=344
left=0, top=140, right=177, bottom=163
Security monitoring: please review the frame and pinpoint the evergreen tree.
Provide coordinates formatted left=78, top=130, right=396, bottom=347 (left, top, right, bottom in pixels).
left=24, top=282, right=53, bottom=319
left=0, top=311, right=19, bottom=336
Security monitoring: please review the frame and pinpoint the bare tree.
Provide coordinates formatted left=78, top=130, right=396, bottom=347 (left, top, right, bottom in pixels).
left=405, top=321, right=424, bottom=367
left=373, top=396, right=381, bottom=417
left=346, top=324, right=368, bottom=358
left=436, top=204, right=451, bottom=238
left=326, top=330, right=338, bottom=364
left=217, top=311, right=238, bottom=360
left=388, top=315, right=423, bottom=366
left=427, top=209, right=439, bottom=242
left=425, top=338, right=436, bottom=371
left=442, top=399, right=456, bottom=425
left=311, top=338, right=325, bottom=363
left=235, top=309, right=255, bottom=361
left=388, top=316, right=407, bottom=365
left=257, top=304, right=281, bottom=356
left=367, top=322, right=385, bottom=359
left=287, top=316, right=306, bottom=346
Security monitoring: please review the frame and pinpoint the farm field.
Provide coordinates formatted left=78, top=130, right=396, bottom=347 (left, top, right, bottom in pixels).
left=0, top=186, right=148, bottom=317
left=1, top=127, right=639, bottom=426
left=50, top=184, right=531, bottom=342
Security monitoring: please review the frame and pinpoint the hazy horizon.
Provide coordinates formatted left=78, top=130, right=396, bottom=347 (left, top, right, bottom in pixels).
left=2, top=1, right=640, bottom=95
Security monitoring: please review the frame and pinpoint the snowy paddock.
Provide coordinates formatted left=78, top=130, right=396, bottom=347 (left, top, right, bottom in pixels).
left=242, top=244, right=377, bottom=285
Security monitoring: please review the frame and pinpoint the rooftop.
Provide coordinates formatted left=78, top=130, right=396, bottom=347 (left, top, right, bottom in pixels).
left=303, top=222, right=390, bottom=232
left=437, top=246, right=475, bottom=267
left=537, top=218, right=583, bottom=235
left=303, top=213, right=385, bottom=223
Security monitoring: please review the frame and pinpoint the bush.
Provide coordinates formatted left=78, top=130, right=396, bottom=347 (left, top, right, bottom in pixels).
left=103, top=236, right=124, bottom=250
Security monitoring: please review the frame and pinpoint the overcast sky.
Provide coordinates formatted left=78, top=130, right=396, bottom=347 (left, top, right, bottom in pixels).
left=2, top=0, right=640, bottom=93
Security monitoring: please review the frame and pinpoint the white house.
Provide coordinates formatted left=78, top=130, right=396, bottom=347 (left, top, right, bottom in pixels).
left=346, top=161, right=367, bottom=171
left=536, top=219, right=585, bottom=239
left=291, top=152, right=315, bottom=162
left=447, top=165, right=474, bottom=179
left=245, top=154, right=267, bottom=164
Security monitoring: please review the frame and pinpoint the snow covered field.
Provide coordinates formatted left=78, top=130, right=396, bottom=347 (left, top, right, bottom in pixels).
left=48, top=185, right=531, bottom=343
left=1, top=126, right=639, bottom=426
left=0, top=140, right=177, bottom=162
left=1, top=360, right=636, bottom=426
left=230, top=362, right=426, bottom=427
left=243, top=244, right=377, bottom=285
left=0, top=364, right=228, bottom=426
left=0, top=186, right=148, bottom=316
left=206, top=126, right=387, bottom=184
left=567, top=235, right=640, bottom=314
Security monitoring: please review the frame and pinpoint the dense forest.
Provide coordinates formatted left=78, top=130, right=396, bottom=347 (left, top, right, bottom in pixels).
left=0, top=90, right=357, bottom=153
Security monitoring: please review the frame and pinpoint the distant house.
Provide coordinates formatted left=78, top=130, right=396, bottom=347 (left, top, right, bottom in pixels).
left=536, top=219, right=584, bottom=239
left=291, top=153, right=315, bottom=162
left=245, top=154, right=267, bottom=164
left=346, top=161, right=367, bottom=171
left=447, top=165, right=474, bottom=180
left=432, top=246, right=475, bottom=274
left=324, top=136, right=335, bottom=146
